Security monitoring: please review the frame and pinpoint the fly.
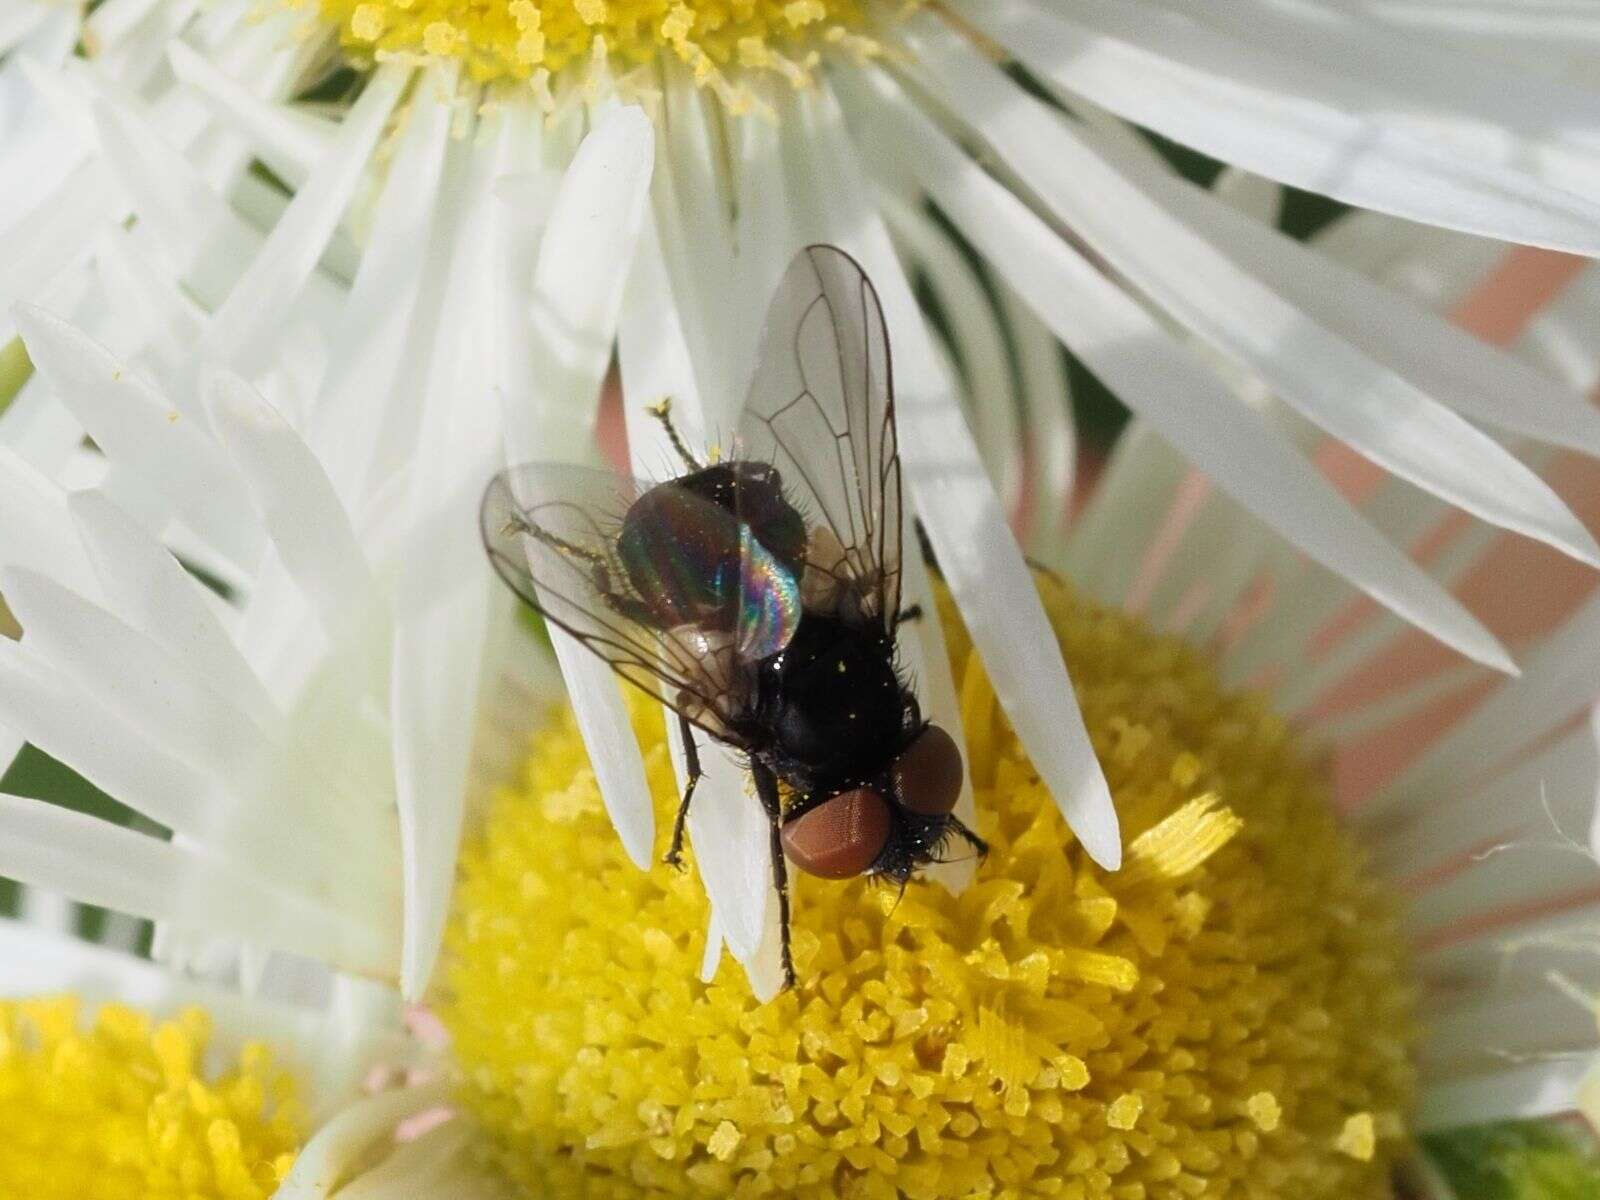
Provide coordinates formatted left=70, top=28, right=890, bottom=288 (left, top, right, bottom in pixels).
left=481, top=244, right=986, bottom=989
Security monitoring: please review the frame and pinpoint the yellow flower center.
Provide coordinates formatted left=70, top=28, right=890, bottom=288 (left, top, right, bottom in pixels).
left=0, top=997, right=304, bottom=1199
left=440, top=575, right=1417, bottom=1197
left=300, top=0, right=879, bottom=103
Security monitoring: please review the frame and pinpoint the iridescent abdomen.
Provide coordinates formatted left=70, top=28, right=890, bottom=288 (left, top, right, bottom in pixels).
left=617, top=463, right=805, bottom=658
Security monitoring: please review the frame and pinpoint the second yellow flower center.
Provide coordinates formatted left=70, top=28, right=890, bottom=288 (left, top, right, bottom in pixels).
left=0, top=997, right=304, bottom=1199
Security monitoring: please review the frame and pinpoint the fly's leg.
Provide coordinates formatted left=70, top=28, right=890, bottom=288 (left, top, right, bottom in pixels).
left=752, top=760, right=798, bottom=990
left=505, top=514, right=658, bottom=626
left=648, top=398, right=702, bottom=472
left=948, top=815, right=989, bottom=861
left=664, top=712, right=702, bottom=871
left=894, top=603, right=924, bottom=628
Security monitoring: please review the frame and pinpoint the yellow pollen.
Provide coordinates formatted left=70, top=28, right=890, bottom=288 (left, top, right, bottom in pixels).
left=313, top=0, right=879, bottom=93
left=0, top=997, right=304, bottom=1199
left=1247, top=1090, right=1282, bottom=1132
left=440, top=573, right=1416, bottom=1197
left=1338, top=1112, right=1378, bottom=1161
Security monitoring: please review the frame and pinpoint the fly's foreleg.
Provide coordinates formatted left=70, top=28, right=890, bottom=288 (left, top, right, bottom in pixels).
left=753, top=761, right=798, bottom=991
left=947, top=814, right=989, bottom=861
left=664, top=712, right=702, bottom=871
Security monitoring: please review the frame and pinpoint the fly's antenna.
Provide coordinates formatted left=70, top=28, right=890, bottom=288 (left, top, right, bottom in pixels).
left=648, top=398, right=702, bottom=472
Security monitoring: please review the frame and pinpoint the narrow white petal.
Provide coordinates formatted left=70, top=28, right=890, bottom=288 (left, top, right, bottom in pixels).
left=956, top=0, right=1600, bottom=255
left=331, top=1119, right=483, bottom=1200
left=87, top=96, right=262, bottom=310
left=998, top=281, right=1075, bottom=553
left=390, top=120, right=503, bottom=1001
left=305, top=62, right=454, bottom=508
left=839, top=65, right=1513, bottom=675
left=699, top=911, right=723, bottom=982
left=0, top=794, right=391, bottom=977
left=13, top=305, right=263, bottom=568
left=1418, top=1058, right=1595, bottom=1131
left=67, top=488, right=278, bottom=726
left=165, top=41, right=336, bottom=189
left=493, top=106, right=659, bottom=874
left=275, top=1081, right=451, bottom=1200
left=1199, top=0, right=1600, bottom=203
left=882, top=190, right=1024, bottom=515
left=0, top=624, right=235, bottom=841
left=1086, top=118, right=1600, bottom=458
left=91, top=225, right=208, bottom=372
left=0, top=565, right=276, bottom=783
left=1382, top=591, right=1600, bottom=814
left=1371, top=722, right=1595, bottom=880
left=205, top=372, right=377, bottom=641
left=905, top=21, right=1599, bottom=567
left=1422, top=986, right=1597, bottom=1080
left=192, top=64, right=409, bottom=376
left=813, top=79, right=1122, bottom=868
left=683, top=748, right=770, bottom=961
left=515, top=104, right=654, bottom=457
left=0, top=443, right=96, bottom=595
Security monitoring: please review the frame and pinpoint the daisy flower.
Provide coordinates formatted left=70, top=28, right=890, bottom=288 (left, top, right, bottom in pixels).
left=2, top=185, right=1600, bottom=1195
left=9, top=0, right=1600, bottom=997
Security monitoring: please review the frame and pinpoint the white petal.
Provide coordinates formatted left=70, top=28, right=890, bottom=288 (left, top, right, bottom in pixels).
left=190, top=63, right=408, bottom=377
left=1381, top=590, right=1600, bottom=814
left=956, top=0, right=1600, bottom=255
left=1422, top=985, right=1597, bottom=1082
left=905, top=20, right=1599, bottom=567
left=881, top=189, right=1024, bottom=516
left=165, top=40, right=336, bottom=190
left=497, top=104, right=658, bottom=873
left=390, top=121, right=503, bottom=1001
left=685, top=750, right=771, bottom=963
left=1419, top=1058, right=1595, bottom=1131
left=1086, top=116, right=1600, bottom=458
left=204, top=372, right=377, bottom=641
left=0, top=624, right=235, bottom=842
left=86, top=95, right=261, bottom=310
left=67, top=488, right=278, bottom=726
left=304, top=62, right=455, bottom=509
left=329, top=1119, right=487, bottom=1200
left=1372, top=722, right=1595, bottom=880
left=0, top=565, right=276, bottom=781
left=13, top=305, right=263, bottom=568
left=0, top=918, right=393, bottom=1105
left=813, top=78, right=1122, bottom=868
left=0, top=793, right=391, bottom=976
left=1198, top=0, right=1600, bottom=203
left=275, top=1081, right=451, bottom=1200
left=0, top=443, right=96, bottom=595
left=838, top=65, right=1513, bottom=675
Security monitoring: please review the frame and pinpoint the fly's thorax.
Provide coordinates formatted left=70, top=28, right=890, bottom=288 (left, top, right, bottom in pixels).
left=758, top=613, right=906, bottom=782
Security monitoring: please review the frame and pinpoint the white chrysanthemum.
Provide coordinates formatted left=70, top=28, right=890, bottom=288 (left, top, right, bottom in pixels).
left=11, top=0, right=1600, bottom=1000
left=0, top=192, right=1598, bottom=1194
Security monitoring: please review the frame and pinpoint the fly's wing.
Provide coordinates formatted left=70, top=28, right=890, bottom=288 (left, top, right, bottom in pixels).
left=481, top=464, right=754, bottom=747
left=734, top=244, right=902, bottom=631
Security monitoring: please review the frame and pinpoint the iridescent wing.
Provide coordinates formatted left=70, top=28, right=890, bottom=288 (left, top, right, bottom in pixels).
left=734, top=244, right=903, bottom=632
left=481, top=464, right=758, bottom=746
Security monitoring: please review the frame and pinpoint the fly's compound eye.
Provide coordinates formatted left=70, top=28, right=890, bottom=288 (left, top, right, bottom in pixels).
left=781, top=788, right=892, bottom=879
left=892, top=725, right=964, bottom=817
